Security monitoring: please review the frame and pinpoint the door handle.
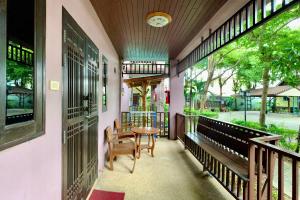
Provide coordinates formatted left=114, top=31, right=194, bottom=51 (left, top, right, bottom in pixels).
left=63, top=131, right=67, bottom=144
left=85, top=115, right=99, bottom=121
left=85, top=115, right=95, bottom=119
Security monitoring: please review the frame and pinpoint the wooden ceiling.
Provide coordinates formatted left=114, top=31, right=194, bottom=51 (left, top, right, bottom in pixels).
left=90, top=0, right=227, bottom=61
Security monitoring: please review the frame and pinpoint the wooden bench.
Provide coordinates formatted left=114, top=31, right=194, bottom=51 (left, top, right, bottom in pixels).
left=184, top=116, right=280, bottom=200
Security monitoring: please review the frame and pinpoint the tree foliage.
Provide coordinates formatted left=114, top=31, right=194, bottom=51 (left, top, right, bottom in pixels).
left=6, top=60, right=33, bottom=89
left=239, top=4, right=300, bottom=126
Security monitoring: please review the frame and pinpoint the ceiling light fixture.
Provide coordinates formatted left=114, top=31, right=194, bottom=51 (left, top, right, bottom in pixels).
left=146, top=12, right=172, bottom=28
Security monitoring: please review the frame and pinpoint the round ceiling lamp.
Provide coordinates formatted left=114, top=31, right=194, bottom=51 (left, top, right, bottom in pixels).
left=146, top=12, right=172, bottom=28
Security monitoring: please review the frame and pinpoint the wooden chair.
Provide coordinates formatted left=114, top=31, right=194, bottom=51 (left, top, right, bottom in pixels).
left=114, top=119, right=135, bottom=139
left=105, top=126, right=137, bottom=173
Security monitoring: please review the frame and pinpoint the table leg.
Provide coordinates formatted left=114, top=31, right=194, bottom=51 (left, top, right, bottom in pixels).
left=151, top=134, right=155, bottom=157
left=147, top=134, right=150, bottom=153
left=137, top=134, right=142, bottom=159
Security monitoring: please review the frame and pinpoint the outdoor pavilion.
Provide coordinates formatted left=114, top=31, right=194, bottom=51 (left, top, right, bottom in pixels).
left=249, top=85, right=300, bottom=113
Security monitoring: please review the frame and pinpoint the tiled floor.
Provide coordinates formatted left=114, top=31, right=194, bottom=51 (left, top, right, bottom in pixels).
left=91, top=138, right=234, bottom=200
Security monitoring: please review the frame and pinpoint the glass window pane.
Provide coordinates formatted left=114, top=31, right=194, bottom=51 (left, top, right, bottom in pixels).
left=102, top=58, right=107, bottom=112
left=6, top=0, right=35, bottom=125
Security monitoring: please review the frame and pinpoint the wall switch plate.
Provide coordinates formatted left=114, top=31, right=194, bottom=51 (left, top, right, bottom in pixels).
left=50, top=80, right=60, bottom=91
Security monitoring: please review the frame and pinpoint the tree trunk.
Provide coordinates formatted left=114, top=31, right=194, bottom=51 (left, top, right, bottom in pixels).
left=219, top=77, right=223, bottom=112
left=200, top=55, right=215, bottom=110
left=259, top=67, right=270, bottom=127
left=234, top=96, right=238, bottom=110
left=232, top=79, right=239, bottom=110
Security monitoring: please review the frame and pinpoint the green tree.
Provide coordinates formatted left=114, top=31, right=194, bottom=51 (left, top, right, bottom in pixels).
left=6, top=60, right=33, bottom=88
left=241, top=5, right=300, bottom=126
left=184, top=76, right=205, bottom=109
left=199, top=42, right=246, bottom=110
left=272, top=29, right=300, bottom=86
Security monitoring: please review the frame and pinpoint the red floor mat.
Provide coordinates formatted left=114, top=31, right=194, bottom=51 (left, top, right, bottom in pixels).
left=89, top=189, right=125, bottom=200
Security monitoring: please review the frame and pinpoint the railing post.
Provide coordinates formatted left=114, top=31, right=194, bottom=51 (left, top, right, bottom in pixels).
left=167, top=112, right=170, bottom=139
left=267, top=149, right=275, bottom=199
left=278, top=154, right=284, bottom=200
left=257, top=147, right=263, bottom=200
left=248, top=142, right=256, bottom=200
left=292, top=159, right=299, bottom=200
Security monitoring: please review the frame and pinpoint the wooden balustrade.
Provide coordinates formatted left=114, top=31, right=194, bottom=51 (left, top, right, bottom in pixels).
left=175, top=113, right=185, bottom=142
left=7, top=41, right=34, bottom=66
left=121, top=112, right=169, bottom=137
left=122, top=62, right=170, bottom=75
left=176, top=114, right=201, bottom=142
left=185, top=132, right=250, bottom=199
left=176, top=113, right=300, bottom=200
left=185, top=115, right=200, bottom=133
left=249, top=136, right=300, bottom=200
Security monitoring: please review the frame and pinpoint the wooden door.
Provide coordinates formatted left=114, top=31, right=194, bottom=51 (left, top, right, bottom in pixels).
left=62, top=9, right=99, bottom=200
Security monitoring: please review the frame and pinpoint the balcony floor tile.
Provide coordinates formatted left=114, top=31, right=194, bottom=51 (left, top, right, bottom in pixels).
left=92, top=138, right=234, bottom=200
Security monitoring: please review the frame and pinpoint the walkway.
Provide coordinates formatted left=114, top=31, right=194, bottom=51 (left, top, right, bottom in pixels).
left=218, top=111, right=300, bottom=130
left=91, top=138, right=234, bottom=200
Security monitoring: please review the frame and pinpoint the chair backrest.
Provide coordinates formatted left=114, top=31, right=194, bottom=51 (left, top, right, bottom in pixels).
left=114, top=119, right=121, bottom=131
left=105, top=126, right=114, bottom=143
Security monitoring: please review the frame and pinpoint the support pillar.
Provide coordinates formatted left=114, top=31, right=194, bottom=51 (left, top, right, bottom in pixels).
left=169, top=60, right=185, bottom=140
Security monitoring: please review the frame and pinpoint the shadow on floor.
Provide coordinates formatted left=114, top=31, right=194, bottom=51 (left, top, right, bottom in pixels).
left=95, top=139, right=234, bottom=200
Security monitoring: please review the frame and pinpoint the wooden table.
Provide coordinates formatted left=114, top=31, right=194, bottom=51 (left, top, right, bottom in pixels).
left=131, top=127, right=160, bottom=158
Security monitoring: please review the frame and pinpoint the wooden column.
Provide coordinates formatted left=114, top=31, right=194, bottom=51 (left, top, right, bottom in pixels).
left=141, top=82, right=147, bottom=111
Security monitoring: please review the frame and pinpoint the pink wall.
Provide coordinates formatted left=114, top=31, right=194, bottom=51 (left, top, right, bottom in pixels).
left=169, top=61, right=185, bottom=140
left=0, top=0, right=120, bottom=199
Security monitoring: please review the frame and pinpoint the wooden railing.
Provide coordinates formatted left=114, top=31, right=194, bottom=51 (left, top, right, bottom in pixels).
left=184, top=132, right=250, bottom=199
left=122, top=62, right=170, bottom=75
left=176, top=113, right=300, bottom=200
left=176, top=114, right=202, bottom=141
left=121, top=112, right=169, bottom=137
left=175, top=113, right=185, bottom=142
left=129, top=106, right=156, bottom=112
left=7, top=41, right=34, bottom=66
left=249, top=136, right=300, bottom=200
